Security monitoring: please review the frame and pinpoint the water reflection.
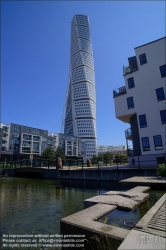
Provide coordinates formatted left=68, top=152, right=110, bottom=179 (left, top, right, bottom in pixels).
left=0, top=177, right=102, bottom=238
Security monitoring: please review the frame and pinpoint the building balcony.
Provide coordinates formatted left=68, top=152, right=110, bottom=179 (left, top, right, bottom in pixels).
left=123, top=65, right=138, bottom=76
left=23, top=136, right=32, bottom=140
left=113, top=86, right=126, bottom=98
left=2, top=126, right=8, bottom=131
left=125, top=128, right=132, bottom=140
left=32, top=149, right=40, bottom=153
left=33, top=137, right=41, bottom=141
left=127, top=148, right=134, bottom=157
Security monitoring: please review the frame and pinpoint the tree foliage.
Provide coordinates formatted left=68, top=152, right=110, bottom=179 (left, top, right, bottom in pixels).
left=91, top=152, right=127, bottom=165
left=55, top=146, right=66, bottom=161
left=41, top=147, right=55, bottom=160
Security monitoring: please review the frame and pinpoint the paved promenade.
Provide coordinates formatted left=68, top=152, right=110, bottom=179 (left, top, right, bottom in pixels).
left=120, top=176, right=166, bottom=187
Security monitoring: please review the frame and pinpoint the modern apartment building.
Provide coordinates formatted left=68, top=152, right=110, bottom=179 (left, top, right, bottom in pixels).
left=113, top=37, right=166, bottom=165
left=63, top=14, right=97, bottom=159
left=48, top=132, right=86, bottom=159
left=97, top=145, right=127, bottom=154
left=0, top=123, right=86, bottom=162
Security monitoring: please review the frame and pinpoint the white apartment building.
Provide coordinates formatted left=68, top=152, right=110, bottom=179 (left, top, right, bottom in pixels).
left=0, top=123, right=86, bottom=161
left=48, top=133, right=86, bottom=160
left=97, top=145, right=126, bottom=154
left=113, top=37, right=166, bottom=166
left=63, top=14, right=97, bottom=159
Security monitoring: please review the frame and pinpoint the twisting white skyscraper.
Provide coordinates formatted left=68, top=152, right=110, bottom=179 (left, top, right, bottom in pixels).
left=62, top=14, right=97, bottom=159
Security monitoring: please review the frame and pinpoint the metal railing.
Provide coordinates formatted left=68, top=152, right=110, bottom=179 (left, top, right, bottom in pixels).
left=123, top=65, right=138, bottom=76
left=113, top=86, right=126, bottom=98
left=125, top=128, right=132, bottom=139
left=0, top=154, right=165, bottom=172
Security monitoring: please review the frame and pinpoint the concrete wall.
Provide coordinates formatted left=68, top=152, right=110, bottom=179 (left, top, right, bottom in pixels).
left=57, top=169, right=157, bottom=181
left=2, top=168, right=157, bottom=181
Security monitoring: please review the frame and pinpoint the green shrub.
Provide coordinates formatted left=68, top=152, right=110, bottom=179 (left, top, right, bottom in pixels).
left=157, top=163, right=166, bottom=177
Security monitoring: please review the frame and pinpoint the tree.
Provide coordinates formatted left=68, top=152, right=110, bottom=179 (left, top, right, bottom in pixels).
left=91, top=155, right=98, bottom=165
left=97, top=153, right=104, bottom=162
left=41, top=147, right=55, bottom=160
left=55, top=146, right=66, bottom=161
left=115, top=153, right=127, bottom=164
left=103, top=152, right=113, bottom=164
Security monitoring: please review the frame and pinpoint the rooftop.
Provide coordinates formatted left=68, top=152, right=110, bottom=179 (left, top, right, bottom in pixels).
left=134, top=36, right=166, bottom=49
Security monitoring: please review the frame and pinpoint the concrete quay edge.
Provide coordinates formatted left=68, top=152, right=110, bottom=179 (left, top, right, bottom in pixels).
left=136, top=194, right=166, bottom=229
left=60, top=203, right=129, bottom=241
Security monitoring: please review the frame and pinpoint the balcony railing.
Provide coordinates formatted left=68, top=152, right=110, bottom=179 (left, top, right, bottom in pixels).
left=125, top=128, right=132, bottom=139
left=33, top=137, right=41, bottom=141
left=23, top=136, right=32, bottom=140
left=127, top=148, right=134, bottom=157
left=113, top=86, right=126, bottom=98
left=123, top=65, right=138, bottom=76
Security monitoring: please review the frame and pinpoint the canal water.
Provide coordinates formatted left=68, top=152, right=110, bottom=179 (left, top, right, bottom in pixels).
left=0, top=177, right=125, bottom=237
left=0, top=177, right=164, bottom=249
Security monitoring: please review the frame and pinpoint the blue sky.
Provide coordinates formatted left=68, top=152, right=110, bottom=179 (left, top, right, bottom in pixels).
left=1, top=1, right=165, bottom=146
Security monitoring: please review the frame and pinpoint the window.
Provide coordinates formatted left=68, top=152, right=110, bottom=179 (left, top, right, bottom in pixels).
left=141, top=137, right=150, bottom=151
left=128, top=77, right=135, bottom=89
left=32, top=129, right=40, bottom=134
left=139, top=53, right=147, bottom=65
left=12, top=125, right=20, bottom=131
left=139, top=114, right=147, bottom=128
left=153, top=135, right=163, bottom=150
left=25, top=128, right=31, bottom=133
left=127, top=97, right=134, bottom=109
left=159, top=64, right=166, bottom=78
left=156, top=88, right=165, bottom=101
left=42, top=137, right=47, bottom=141
left=160, top=110, right=166, bottom=124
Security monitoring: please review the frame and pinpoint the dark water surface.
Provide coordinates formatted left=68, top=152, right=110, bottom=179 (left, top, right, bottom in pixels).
left=0, top=177, right=164, bottom=249
left=0, top=177, right=126, bottom=238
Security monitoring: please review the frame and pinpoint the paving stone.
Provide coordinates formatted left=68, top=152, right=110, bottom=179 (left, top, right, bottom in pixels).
left=103, top=191, right=149, bottom=204
left=84, top=195, right=138, bottom=211
left=118, top=229, right=166, bottom=249
left=128, top=186, right=150, bottom=193
left=120, top=177, right=166, bottom=187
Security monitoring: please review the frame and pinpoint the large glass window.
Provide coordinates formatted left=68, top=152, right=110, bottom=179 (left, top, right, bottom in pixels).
left=127, top=97, right=134, bottom=109
left=139, top=53, right=147, bottom=65
left=25, top=128, right=31, bottom=133
left=10, top=139, right=19, bottom=144
left=141, top=137, right=150, bottom=151
left=139, top=114, right=147, bottom=128
left=127, top=77, right=135, bottom=89
left=159, top=64, right=166, bottom=78
left=12, top=125, right=20, bottom=131
left=156, top=88, right=165, bottom=101
left=153, top=135, right=163, bottom=150
left=160, top=110, right=166, bottom=124
left=32, top=129, right=40, bottom=134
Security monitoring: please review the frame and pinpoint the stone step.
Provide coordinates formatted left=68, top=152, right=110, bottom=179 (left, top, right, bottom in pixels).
left=84, top=195, right=138, bottom=211
left=127, top=186, right=150, bottom=193
left=103, top=191, right=149, bottom=204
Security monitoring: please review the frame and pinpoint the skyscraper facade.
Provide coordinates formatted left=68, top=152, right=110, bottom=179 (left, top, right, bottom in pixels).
left=63, top=14, right=97, bottom=159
